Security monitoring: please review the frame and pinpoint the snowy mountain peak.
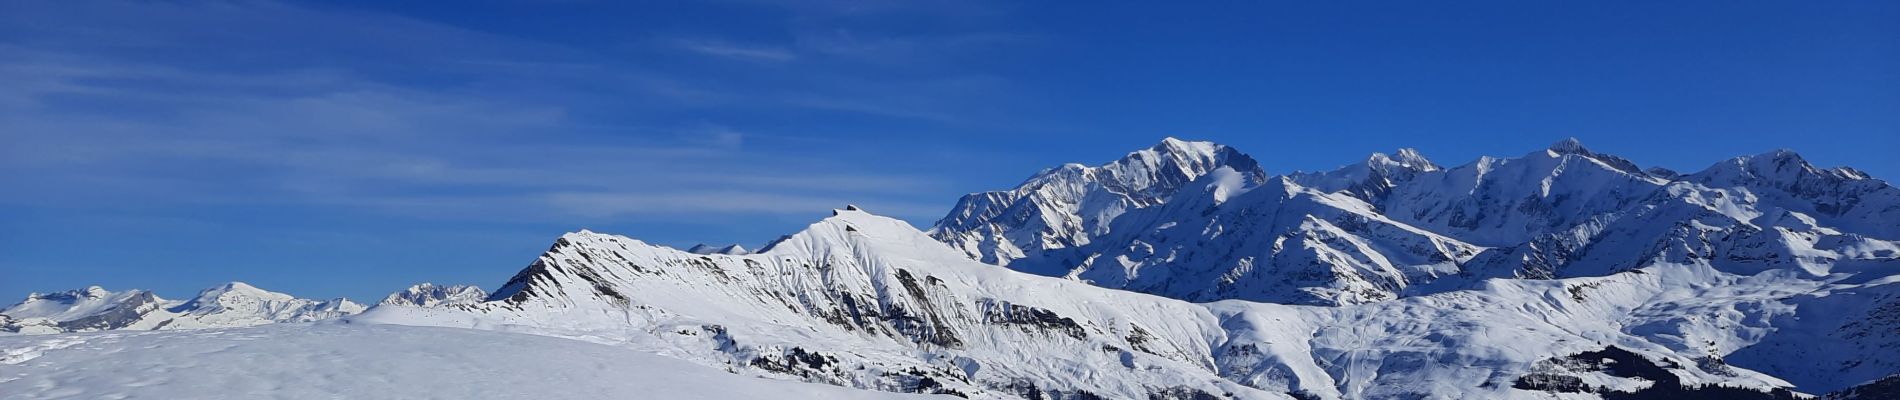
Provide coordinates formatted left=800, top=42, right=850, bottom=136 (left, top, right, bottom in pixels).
left=377, top=283, right=488, bottom=308
left=203, top=281, right=270, bottom=296
left=929, top=137, right=1265, bottom=265
left=414, top=207, right=1289, bottom=399
left=1690, top=149, right=1896, bottom=194
left=775, top=207, right=928, bottom=251
left=1285, top=148, right=1440, bottom=203
left=1532, top=137, right=1651, bottom=176
left=173, top=282, right=363, bottom=321
left=1151, top=136, right=1220, bottom=158
left=1379, top=147, right=1438, bottom=171
left=178, top=282, right=293, bottom=309
left=3, top=282, right=363, bottom=334
left=1706, top=149, right=1854, bottom=182
left=1763, top=148, right=1805, bottom=162
left=1547, top=137, right=1590, bottom=154
left=379, top=159, right=1896, bottom=399
left=23, top=286, right=114, bottom=303
left=1683, top=148, right=1900, bottom=239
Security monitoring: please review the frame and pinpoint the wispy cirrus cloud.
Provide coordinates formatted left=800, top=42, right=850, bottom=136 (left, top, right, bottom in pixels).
left=673, top=39, right=797, bottom=62
left=0, top=0, right=988, bottom=224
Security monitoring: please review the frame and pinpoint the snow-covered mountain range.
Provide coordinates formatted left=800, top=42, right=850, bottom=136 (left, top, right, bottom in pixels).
left=0, top=282, right=365, bottom=334
left=938, top=138, right=1899, bottom=307
left=5, top=138, right=1896, bottom=399
left=377, top=283, right=489, bottom=308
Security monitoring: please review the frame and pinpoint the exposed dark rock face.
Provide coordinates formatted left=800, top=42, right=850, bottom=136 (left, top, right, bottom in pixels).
left=979, top=300, right=1087, bottom=340
left=1146, top=386, right=1226, bottom=400
left=890, top=269, right=964, bottom=348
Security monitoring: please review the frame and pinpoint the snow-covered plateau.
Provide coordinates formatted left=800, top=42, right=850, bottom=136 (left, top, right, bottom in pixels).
left=4, top=138, right=1896, bottom=399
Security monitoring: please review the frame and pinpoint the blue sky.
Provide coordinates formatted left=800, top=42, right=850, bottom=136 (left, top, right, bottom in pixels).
left=3, top=1, right=1895, bottom=302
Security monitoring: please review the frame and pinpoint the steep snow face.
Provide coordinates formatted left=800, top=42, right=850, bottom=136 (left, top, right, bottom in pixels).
left=963, top=138, right=1898, bottom=308
left=416, top=209, right=1266, bottom=399
left=1288, top=148, right=1441, bottom=204
left=688, top=243, right=752, bottom=255
left=930, top=137, right=1267, bottom=266
left=0, top=323, right=937, bottom=399
left=1379, top=139, right=1668, bottom=246
left=1687, top=150, right=1900, bottom=240
left=0, top=283, right=364, bottom=334
left=1454, top=150, right=1900, bottom=283
left=988, top=138, right=1685, bottom=305
left=357, top=209, right=1887, bottom=399
left=1014, top=173, right=1483, bottom=305
left=377, top=283, right=488, bottom=307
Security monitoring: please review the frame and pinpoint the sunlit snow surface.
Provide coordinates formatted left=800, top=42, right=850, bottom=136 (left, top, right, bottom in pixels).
left=0, top=322, right=934, bottom=400
left=339, top=209, right=1894, bottom=399
left=7, top=138, right=1898, bottom=399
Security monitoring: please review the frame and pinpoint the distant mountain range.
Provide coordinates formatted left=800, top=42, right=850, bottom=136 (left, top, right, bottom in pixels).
left=933, top=138, right=1898, bottom=306
left=1, top=282, right=487, bottom=334
left=6, top=138, right=1896, bottom=399
left=1, top=282, right=363, bottom=334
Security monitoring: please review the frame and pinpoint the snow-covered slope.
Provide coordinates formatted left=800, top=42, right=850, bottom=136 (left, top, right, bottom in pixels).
left=1687, top=150, right=1900, bottom=240
left=1376, top=139, right=1669, bottom=247
left=11, top=138, right=1895, bottom=399
left=1287, top=147, right=1440, bottom=204
left=350, top=206, right=1890, bottom=398
left=0, top=323, right=937, bottom=399
left=1012, top=171, right=1483, bottom=305
left=377, top=283, right=488, bottom=307
left=0, top=287, right=169, bottom=334
left=1453, top=147, right=1900, bottom=284
left=930, top=137, right=1267, bottom=266
left=370, top=207, right=1270, bottom=399
left=945, top=138, right=1900, bottom=309
left=0, top=282, right=364, bottom=334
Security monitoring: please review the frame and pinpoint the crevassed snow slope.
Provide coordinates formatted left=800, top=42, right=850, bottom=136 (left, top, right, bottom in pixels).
left=0, top=323, right=937, bottom=400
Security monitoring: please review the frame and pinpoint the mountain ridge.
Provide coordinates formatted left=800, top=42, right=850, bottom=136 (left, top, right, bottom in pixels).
left=0, top=282, right=367, bottom=334
left=9, top=138, right=1896, bottom=400
left=936, top=138, right=1898, bottom=306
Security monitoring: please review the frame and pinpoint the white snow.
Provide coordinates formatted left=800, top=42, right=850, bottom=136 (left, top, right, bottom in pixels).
left=376, top=283, right=488, bottom=307
left=11, top=137, right=1897, bottom=399
left=0, top=323, right=936, bottom=400
left=1, top=283, right=365, bottom=334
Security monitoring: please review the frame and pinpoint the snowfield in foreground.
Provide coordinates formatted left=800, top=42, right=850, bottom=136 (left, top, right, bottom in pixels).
left=0, top=322, right=935, bottom=400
